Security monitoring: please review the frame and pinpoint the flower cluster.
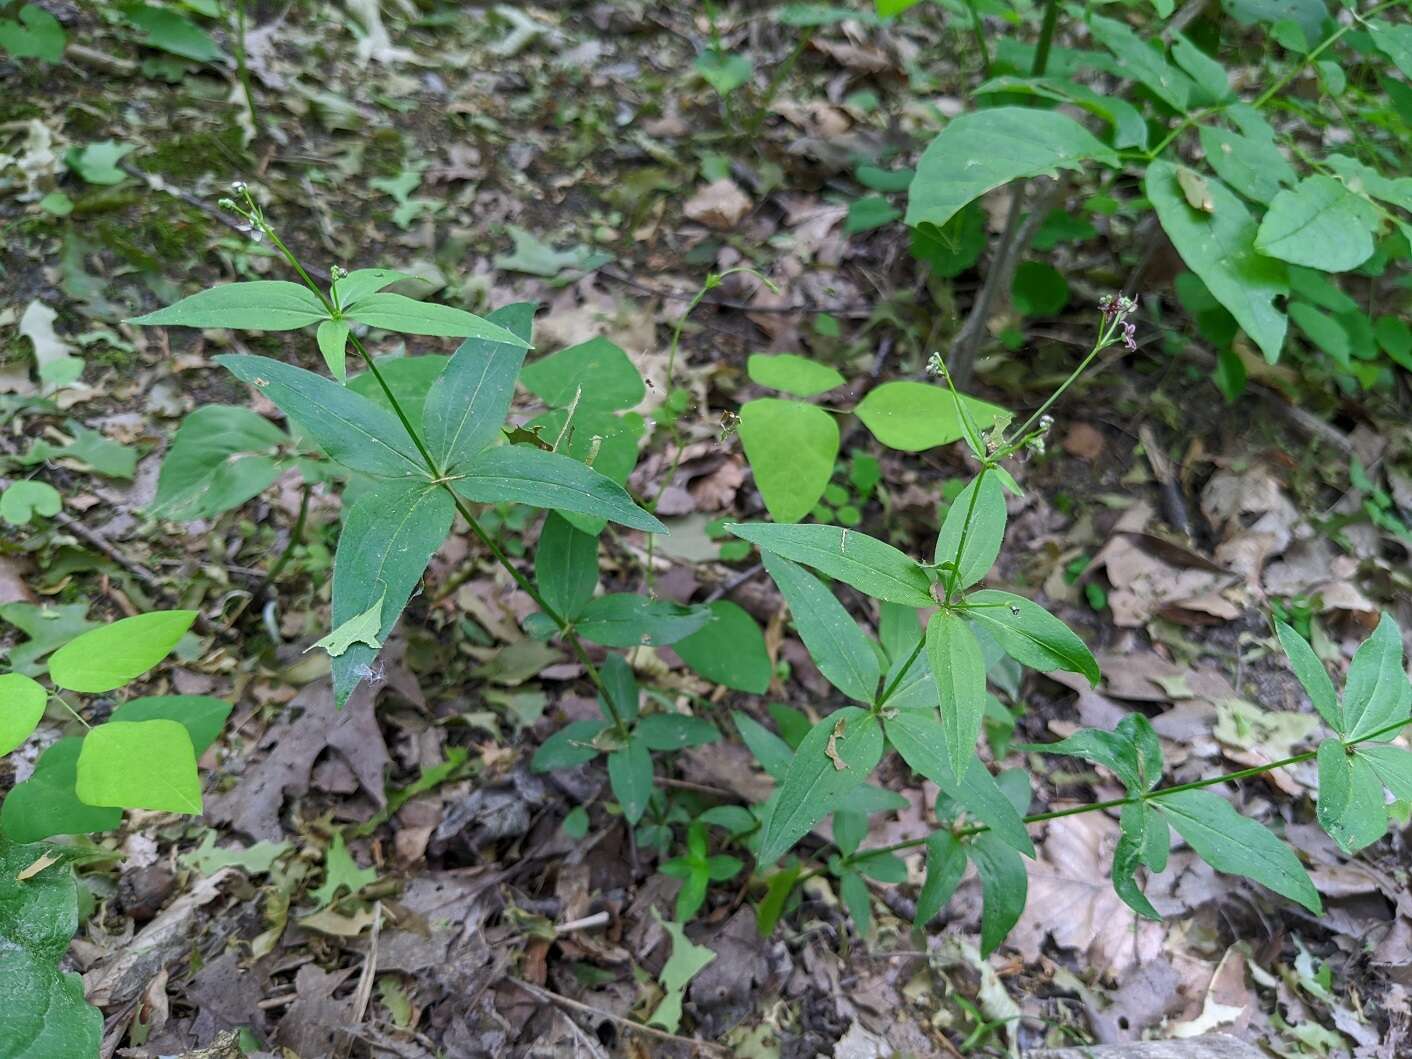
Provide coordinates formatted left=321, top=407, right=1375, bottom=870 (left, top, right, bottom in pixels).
left=1098, top=293, right=1138, bottom=352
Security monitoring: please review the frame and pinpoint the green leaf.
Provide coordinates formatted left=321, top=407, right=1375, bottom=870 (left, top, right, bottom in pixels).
left=839, top=870, right=872, bottom=935
left=316, top=318, right=351, bottom=382
left=75, top=719, right=202, bottom=814
left=636, top=714, right=720, bottom=751
left=648, top=913, right=716, bottom=1031
left=1324, top=154, right=1412, bottom=214
left=1316, top=739, right=1387, bottom=853
left=151, top=405, right=288, bottom=521
left=575, top=594, right=711, bottom=647
left=216, top=354, right=426, bottom=479
left=64, top=141, right=133, bottom=185
left=915, top=831, right=967, bottom=925
left=1254, top=175, right=1380, bottom=273
left=1358, top=744, right=1412, bottom=801
left=1146, top=160, right=1287, bottom=363
left=332, top=268, right=411, bottom=309
left=879, top=602, right=922, bottom=663
left=727, top=523, right=933, bottom=606
left=520, top=336, right=644, bottom=412
left=1027, top=713, right=1163, bottom=794
left=854, top=381, right=1009, bottom=453
left=972, top=76, right=1149, bottom=151
left=346, top=355, right=449, bottom=435
left=1, top=738, right=121, bottom=842
left=970, top=833, right=1027, bottom=956
left=757, top=708, right=883, bottom=865
left=598, top=653, right=640, bottom=724
left=885, top=707, right=1034, bottom=856
left=695, top=48, right=752, bottom=96
left=1113, top=801, right=1163, bottom=920
left=910, top=201, right=987, bottom=278
left=493, top=226, right=612, bottom=279
left=756, top=863, right=801, bottom=935
left=1156, top=788, right=1321, bottom=913
left=906, top=107, right=1119, bottom=233
left=934, top=472, right=1006, bottom=591
left=453, top=446, right=665, bottom=533
left=1370, top=19, right=1412, bottom=78
left=341, top=292, right=530, bottom=345
left=312, top=590, right=385, bottom=658
left=121, top=1, right=222, bottom=60
left=0, top=3, right=66, bottom=62
left=1011, top=261, right=1069, bottom=317
left=734, top=710, right=794, bottom=780
left=746, top=353, right=844, bottom=397
left=1196, top=125, right=1295, bottom=205
left=0, top=674, right=47, bottom=756
left=1276, top=620, right=1340, bottom=731
left=738, top=399, right=839, bottom=524
left=531, top=720, right=608, bottom=771
left=535, top=512, right=599, bottom=622
left=329, top=480, right=454, bottom=706
left=1171, top=34, right=1230, bottom=104
left=1341, top=613, right=1410, bottom=742
left=760, top=552, right=879, bottom=703
left=311, top=831, right=378, bottom=908
left=424, top=303, right=536, bottom=472
left=0, top=838, right=102, bottom=1058
left=846, top=195, right=902, bottom=234
left=1289, top=302, right=1350, bottom=365
left=129, top=282, right=329, bottom=332
left=963, top=590, right=1100, bottom=686
left=0, top=481, right=61, bottom=527
left=47, top=611, right=194, bottom=693
left=672, top=601, right=772, bottom=694
left=1088, top=14, right=1196, bottom=111
left=927, top=610, right=987, bottom=781
left=609, top=737, right=653, bottom=825
left=108, top=695, right=231, bottom=755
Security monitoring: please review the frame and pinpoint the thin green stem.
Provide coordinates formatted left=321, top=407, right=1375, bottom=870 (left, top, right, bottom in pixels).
left=998, top=330, right=1110, bottom=458
left=876, top=636, right=925, bottom=707
left=944, top=464, right=989, bottom=603
left=52, top=693, right=91, bottom=730
left=963, top=0, right=992, bottom=78
left=1030, top=0, right=1061, bottom=76
left=259, top=481, right=310, bottom=590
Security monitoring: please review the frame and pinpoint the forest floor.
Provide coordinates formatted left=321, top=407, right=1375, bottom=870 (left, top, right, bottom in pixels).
left=2, top=3, right=1411, bottom=1058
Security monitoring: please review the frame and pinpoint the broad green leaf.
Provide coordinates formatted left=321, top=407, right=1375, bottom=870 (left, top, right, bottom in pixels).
left=575, top=594, right=711, bottom=647
left=839, top=870, right=872, bottom=935
left=885, top=707, right=1034, bottom=856
left=761, top=552, right=879, bottom=703
left=757, top=708, right=883, bottom=865
left=330, top=480, right=453, bottom=706
left=1113, top=801, right=1162, bottom=920
left=453, top=446, right=665, bottom=533
left=1370, top=19, right=1412, bottom=78
left=906, top=107, right=1119, bottom=232
left=316, top=318, right=351, bottom=382
left=1254, top=175, right=1380, bottom=273
left=535, top=512, right=599, bottom=621
left=424, top=303, right=536, bottom=472
left=332, top=268, right=410, bottom=309
left=855, top=381, right=1008, bottom=453
left=672, top=601, right=772, bottom=694
left=738, top=399, right=839, bottom=524
left=109, top=695, right=231, bottom=755
left=747, top=353, right=845, bottom=396
left=1171, top=34, right=1230, bottom=104
left=1027, top=713, right=1163, bottom=795
left=217, top=354, right=427, bottom=479
left=341, top=292, right=530, bottom=345
left=963, top=590, right=1100, bottom=686
left=972, top=75, right=1149, bottom=151
left=1358, top=744, right=1412, bottom=801
left=121, top=2, right=222, bottom=60
left=1088, top=14, right=1196, bottom=111
left=0, top=838, right=102, bottom=1058
left=0, top=3, right=66, bottom=62
left=1196, top=125, right=1295, bottom=205
left=128, top=281, right=329, bottom=332
left=727, top=523, right=932, bottom=606
left=1316, top=739, right=1387, bottom=853
left=695, top=48, right=752, bottom=96
left=1341, top=613, right=1410, bottom=742
left=1290, top=303, right=1350, bottom=365
left=312, top=591, right=385, bottom=658
left=1276, top=620, right=1340, bottom=731
left=608, top=738, right=653, bottom=825
left=915, top=831, right=967, bottom=925
left=520, top=336, right=644, bottom=412
left=1323, top=154, right=1412, bottom=214
left=311, top=831, right=377, bottom=908
left=969, top=833, right=1027, bottom=956
left=64, top=141, right=132, bottom=185
left=0, top=482, right=61, bottom=527
left=75, top=719, right=202, bottom=814
left=0, top=739, right=121, bottom=841
left=734, top=710, right=794, bottom=780
left=648, top=913, right=716, bottom=1031
left=636, top=714, right=720, bottom=751
left=933, top=472, right=1005, bottom=590
left=0, top=674, right=46, bottom=756
left=531, top=719, right=608, bottom=771
left=1156, top=788, right=1321, bottom=913
left=1146, top=160, right=1287, bottom=363
left=151, top=405, right=288, bottom=521
left=47, top=611, right=195, bottom=693
left=927, top=610, right=987, bottom=781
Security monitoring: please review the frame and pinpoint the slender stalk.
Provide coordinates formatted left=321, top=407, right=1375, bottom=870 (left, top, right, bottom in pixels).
left=876, top=636, right=925, bottom=707
left=1030, top=0, right=1061, bottom=78
left=944, top=464, right=989, bottom=603
left=962, top=0, right=992, bottom=77
left=231, top=0, right=262, bottom=139
left=997, top=328, right=1111, bottom=458
left=259, top=482, right=311, bottom=590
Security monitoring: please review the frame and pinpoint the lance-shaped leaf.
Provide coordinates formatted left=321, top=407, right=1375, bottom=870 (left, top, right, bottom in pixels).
left=885, top=707, right=1034, bottom=856
left=341, top=292, right=531, bottom=345
left=609, top=736, right=653, bottom=825
left=915, top=830, right=967, bottom=926
left=0, top=839, right=102, bottom=1058
left=1146, top=160, right=1287, bottom=363
left=933, top=471, right=1006, bottom=591
left=1341, top=613, right=1410, bottom=742
left=128, top=281, right=330, bottom=332
left=1316, top=739, right=1387, bottom=853
left=1276, top=620, right=1341, bottom=732
left=330, top=480, right=454, bottom=705
left=926, top=609, right=987, bottom=780
left=1156, top=788, right=1321, bottom=913
left=761, top=552, right=879, bottom=703
left=1088, top=13, right=1197, bottom=112
left=1024, top=713, right=1162, bottom=795
left=574, top=595, right=710, bottom=647
left=1113, top=801, right=1163, bottom=920
left=963, top=590, right=1100, bottom=686
left=756, top=707, right=883, bottom=866
left=217, top=354, right=427, bottom=479
left=453, top=446, right=665, bottom=533
left=331, top=268, right=410, bottom=309
left=534, top=512, right=599, bottom=622
left=727, top=523, right=932, bottom=606
left=1359, top=744, right=1412, bottom=801
left=424, top=302, right=536, bottom=473
left=969, top=833, right=1027, bottom=956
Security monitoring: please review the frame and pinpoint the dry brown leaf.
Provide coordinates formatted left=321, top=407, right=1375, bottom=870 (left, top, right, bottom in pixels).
left=684, top=179, right=753, bottom=230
